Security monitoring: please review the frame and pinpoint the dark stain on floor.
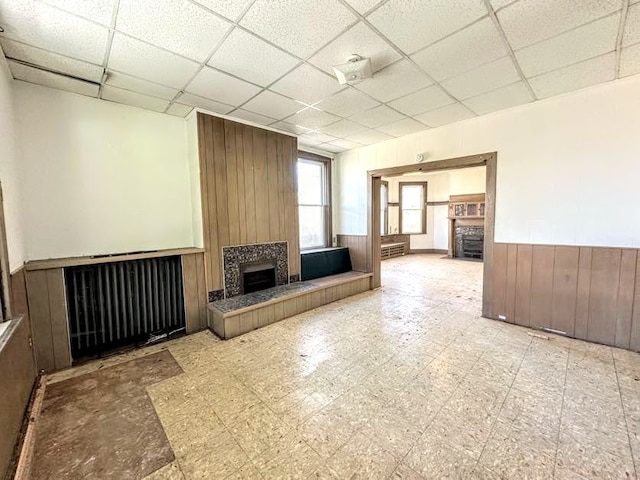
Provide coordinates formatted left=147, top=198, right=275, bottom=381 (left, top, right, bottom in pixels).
left=31, top=350, right=183, bottom=480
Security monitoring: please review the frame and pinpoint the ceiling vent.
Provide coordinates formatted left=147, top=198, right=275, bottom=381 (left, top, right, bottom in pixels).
left=332, top=54, right=372, bottom=85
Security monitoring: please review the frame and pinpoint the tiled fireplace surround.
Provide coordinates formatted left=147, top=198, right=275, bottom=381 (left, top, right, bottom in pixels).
left=210, top=241, right=294, bottom=301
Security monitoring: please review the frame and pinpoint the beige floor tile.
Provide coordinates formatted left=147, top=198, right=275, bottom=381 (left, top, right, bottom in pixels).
left=296, top=408, right=358, bottom=458
left=388, top=463, right=426, bottom=479
left=323, top=431, right=398, bottom=479
left=227, top=402, right=291, bottom=459
left=404, top=429, right=478, bottom=478
left=556, top=432, right=636, bottom=480
left=143, top=461, right=185, bottom=480
left=177, top=430, right=250, bottom=479
left=223, top=462, right=263, bottom=480
left=251, top=431, right=324, bottom=479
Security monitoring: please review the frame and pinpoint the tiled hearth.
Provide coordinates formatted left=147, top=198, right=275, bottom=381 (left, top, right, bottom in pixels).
left=222, top=241, right=289, bottom=299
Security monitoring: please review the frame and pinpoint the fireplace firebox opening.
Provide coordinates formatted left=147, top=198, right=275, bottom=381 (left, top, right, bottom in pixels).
left=240, top=262, right=276, bottom=294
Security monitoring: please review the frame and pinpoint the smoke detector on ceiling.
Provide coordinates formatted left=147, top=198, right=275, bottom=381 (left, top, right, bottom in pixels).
left=332, top=54, right=372, bottom=85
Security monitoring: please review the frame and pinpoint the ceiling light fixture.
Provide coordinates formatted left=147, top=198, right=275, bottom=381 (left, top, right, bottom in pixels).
left=332, top=54, right=372, bottom=85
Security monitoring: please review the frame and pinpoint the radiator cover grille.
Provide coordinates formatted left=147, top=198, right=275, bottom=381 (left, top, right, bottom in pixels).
left=65, top=256, right=185, bottom=359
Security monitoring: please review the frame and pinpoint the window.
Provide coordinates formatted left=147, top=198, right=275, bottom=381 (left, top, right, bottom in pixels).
left=297, top=153, right=330, bottom=249
left=380, top=181, right=388, bottom=235
left=400, top=182, right=427, bottom=234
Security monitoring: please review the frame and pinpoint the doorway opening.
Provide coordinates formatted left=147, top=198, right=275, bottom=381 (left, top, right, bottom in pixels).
left=367, top=153, right=497, bottom=318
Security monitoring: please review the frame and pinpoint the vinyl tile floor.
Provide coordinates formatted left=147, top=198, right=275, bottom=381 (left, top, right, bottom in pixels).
left=43, top=254, right=640, bottom=480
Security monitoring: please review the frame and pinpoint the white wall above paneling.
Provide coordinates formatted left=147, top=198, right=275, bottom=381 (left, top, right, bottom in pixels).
left=13, top=82, right=195, bottom=260
left=334, top=75, right=640, bottom=249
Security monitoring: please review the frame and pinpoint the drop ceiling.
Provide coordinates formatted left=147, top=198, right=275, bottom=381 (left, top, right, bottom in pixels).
left=1, top=0, right=639, bottom=155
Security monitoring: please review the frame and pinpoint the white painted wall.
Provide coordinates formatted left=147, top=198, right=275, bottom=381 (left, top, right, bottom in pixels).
left=14, top=82, right=195, bottom=260
left=0, top=48, right=25, bottom=271
left=334, top=74, right=640, bottom=248
left=382, top=168, right=484, bottom=250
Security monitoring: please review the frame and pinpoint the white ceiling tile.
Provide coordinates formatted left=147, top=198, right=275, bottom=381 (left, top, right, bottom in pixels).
left=319, top=119, right=367, bottom=137
left=529, top=53, right=615, bottom=99
left=308, top=22, right=401, bottom=75
left=441, top=56, right=520, bottom=100
left=348, top=104, right=405, bottom=128
left=208, top=29, right=299, bottom=87
left=230, top=109, right=276, bottom=125
left=355, top=59, right=433, bottom=102
left=242, top=90, right=304, bottom=120
left=414, top=103, right=475, bottom=127
left=623, top=4, right=640, bottom=47
left=515, top=14, right=619, bottom=78
left=105, top=71, right=179, bottom=100
left=270, top=121, right=312, bottom=135
left=329, top=138, right=363, bottom=150
left=176, top=92, right=234, bottom=114
left=298, top=131, right=339, bottom=146
left=343, top=0, right=383, bottom=14
left=108, top=33, right=200, bottom=89
left=0, top=0, right=109, bottom=63
left=316, top=142, right=345, bottom=153
left=240, top=0, right=357, bottom=58
left=102, top=85, right=170, bottom=112
left=315, top=87, right=380, bottom=117
left=377, top=118, right=427, bottom=137
left=286, top=108, right=341, bottom=129
left=498, top=0, right=621, bottom=49
left=620, top=42, right=640, bottom=78
left=344, top=129, right=393, bottom=145
left=411, top=18, right=508, bottom=82
left=367, top=0, right=487, bottom=54
left=0, top=38, right=103, bottom=82
left=387, top=86, right=454, bottom=116
left=463, top=82, right=534, bottom=115
left=9, top=60, right=99, bottom=97
left=166, top=103, right=193, bottom=117
left=191, top=0, right=254, bottom=21
left=271, top=64, right=345, bottom=104
left=116, top=0, right=232, bottom=61
left=40, top=0, right=116, bottom=25
left=490, top=0, right=518, bottom=10
left=186, top=66, right=262, bottom=106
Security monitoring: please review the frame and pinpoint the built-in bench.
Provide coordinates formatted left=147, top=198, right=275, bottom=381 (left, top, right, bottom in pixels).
left=300, top=246, right=352, bottom=281
left=208, top=271, right=372, bottom=339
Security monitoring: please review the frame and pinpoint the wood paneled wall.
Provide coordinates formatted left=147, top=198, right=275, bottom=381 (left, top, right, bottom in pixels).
left=337, top=235, right=369, bottom=273
left=197, top=113, right=300, bottom=295
left=182, top=252, right=207, bottom=332
left=490, top=243, right=640, bottom=351
left=0, top=315, right=36, bottom=480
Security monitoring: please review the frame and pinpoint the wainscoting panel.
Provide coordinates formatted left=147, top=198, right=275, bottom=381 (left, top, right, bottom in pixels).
left=197, top=113, right=300, bottom=295
left=336, top=235, right=368, bottom=272
left=490, top=243, right=640, bottom=351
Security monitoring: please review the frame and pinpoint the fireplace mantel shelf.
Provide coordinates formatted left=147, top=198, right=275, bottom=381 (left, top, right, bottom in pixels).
left=447, top=216, right=485, bottom=220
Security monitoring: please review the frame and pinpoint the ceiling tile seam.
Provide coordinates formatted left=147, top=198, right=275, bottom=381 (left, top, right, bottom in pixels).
left=336, top=0, right=477, bottom=118
left=615, top=0, right=631, bottom=78
left=482, top=0, right=537, bottom=101
left=361, top=0, right=390, bottom=17
left=222, top=16, right=374, bottom=123
left=525, top=51, right=617, bottom=81
left=164, top=0, right=261, bottom=113
left=33, top=0, right=112, bottom=29
left=99, top=0, right=121, bottom=99
left=458, top=79, right=529, bottom=104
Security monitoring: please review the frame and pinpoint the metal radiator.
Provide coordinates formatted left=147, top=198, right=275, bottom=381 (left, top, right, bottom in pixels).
left=65, top=256, right=186, bottom=359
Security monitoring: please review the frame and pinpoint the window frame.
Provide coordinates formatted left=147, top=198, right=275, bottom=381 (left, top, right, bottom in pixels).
left=399, top=181, right=427, bottom=235
left=297, top=151, right=332, bottom=250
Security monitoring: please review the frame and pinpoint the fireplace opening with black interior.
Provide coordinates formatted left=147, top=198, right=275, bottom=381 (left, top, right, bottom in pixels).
left=240, top=261, right=276, bottom=294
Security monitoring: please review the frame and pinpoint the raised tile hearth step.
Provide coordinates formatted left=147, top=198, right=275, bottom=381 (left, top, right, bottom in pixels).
left=207, top=271, right=372, bottom=339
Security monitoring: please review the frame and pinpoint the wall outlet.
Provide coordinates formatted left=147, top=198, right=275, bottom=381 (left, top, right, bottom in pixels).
left=498, top=314, right=507, bottom=320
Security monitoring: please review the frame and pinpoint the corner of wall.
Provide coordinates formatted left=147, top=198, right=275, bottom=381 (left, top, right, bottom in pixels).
left=186, top=113, right=203, bottom=248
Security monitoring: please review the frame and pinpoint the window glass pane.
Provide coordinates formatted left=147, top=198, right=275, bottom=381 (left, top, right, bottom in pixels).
left=297, top=161, right=323, bottom=205
left=401, top=185, right=423, bottom=208
left=402, top=209, right=423, bottom=234
left=299, top=205, right=324, bottom=249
